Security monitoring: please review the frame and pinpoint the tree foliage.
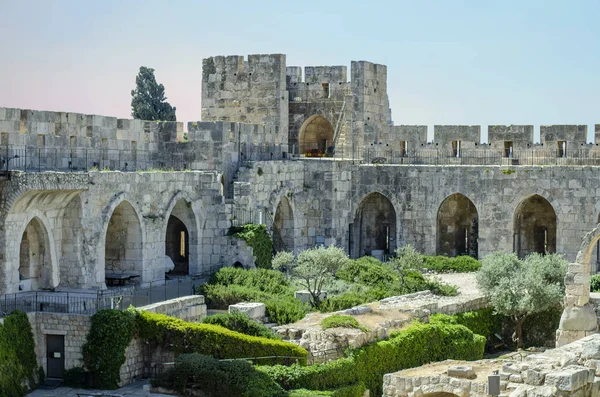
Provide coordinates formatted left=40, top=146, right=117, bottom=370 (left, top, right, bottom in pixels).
left=273, top=246, right=351, bottom=307
left=130, top=66, right=176, bottom=121
left=476, top=252, right=567, bottom=348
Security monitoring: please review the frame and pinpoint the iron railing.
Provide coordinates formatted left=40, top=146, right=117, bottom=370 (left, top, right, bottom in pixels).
left=0, top=274, right=214, bottom=317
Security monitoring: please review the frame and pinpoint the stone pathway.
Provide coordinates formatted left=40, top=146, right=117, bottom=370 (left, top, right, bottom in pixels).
left=26, top=380, right=170, bottom=397
left=427, top=272, right=481, bottom=298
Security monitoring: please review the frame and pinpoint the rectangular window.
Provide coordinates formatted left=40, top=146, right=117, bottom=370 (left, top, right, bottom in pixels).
left=322, top=82, right=330, bottom=99
left=557, top=141, right=566, bottom=158
left=69, top=136, right=77, bottom=147
left=504, top=141, right=513, bottom=158
left=180, top=231, right=186, bottom=257
left=37, top=134, right=45, bottom=147
left=399, top=141, right=408, bottom=157
left=452, top=140, right=461, bottom=158
left=1, top=132, right=8, bottom=146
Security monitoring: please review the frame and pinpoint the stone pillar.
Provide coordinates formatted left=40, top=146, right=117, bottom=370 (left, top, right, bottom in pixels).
left=556, top=262, right=598, bottom=346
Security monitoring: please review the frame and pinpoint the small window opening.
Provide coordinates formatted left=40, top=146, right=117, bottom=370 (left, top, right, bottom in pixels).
left=504, top=141, right=513, bottom=158
left=69, top=136, right=77, bottom=147
left=399, top=141, right=408, bottom=157
left=180, top=231, right=186, bottom=257
left=452, top=140, right=461, bottom=157
left=322, top=82, right=330, bottom=99
left=557, top=141, right=567, bottom=158
left=0, top=132, right=7, bottom=145
left=37, top=134, right=45, bottom=147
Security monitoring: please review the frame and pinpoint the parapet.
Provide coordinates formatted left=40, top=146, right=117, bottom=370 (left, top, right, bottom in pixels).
left=433, top=126, right=481, bottom=149
left=488, top=125, right=534, bottom=150
left=540, top=125, right=587, bottom=147
left=391, top=125, right=428, bottom=148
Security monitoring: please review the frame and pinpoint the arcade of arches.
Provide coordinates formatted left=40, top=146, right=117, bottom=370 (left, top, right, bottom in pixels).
left=273, top=196, right=295, bottom=253
left=513, top=195, right=557, bottom=258
left=352, top=192, right=396, bottom=259
left=437, top=193, right=478, bottom=258
left=298, top=115, right=335, bottom=154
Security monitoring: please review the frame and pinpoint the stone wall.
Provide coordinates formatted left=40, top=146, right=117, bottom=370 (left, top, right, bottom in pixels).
left=138, top=295, right=206, bottom=323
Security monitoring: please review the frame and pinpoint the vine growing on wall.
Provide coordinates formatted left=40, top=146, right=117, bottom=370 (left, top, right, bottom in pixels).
left=0, top=311, right=38, bottom=397
left=82, top=308, right=137, bottom=389
left=232, top=224, right=273, bottom=269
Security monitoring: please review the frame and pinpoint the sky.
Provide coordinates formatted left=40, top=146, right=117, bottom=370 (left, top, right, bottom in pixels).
left=0, top=0, right=599, bottom=141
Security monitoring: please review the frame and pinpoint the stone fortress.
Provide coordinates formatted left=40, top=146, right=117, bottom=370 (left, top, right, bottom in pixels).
left=2, top=53, right=600, bottom=377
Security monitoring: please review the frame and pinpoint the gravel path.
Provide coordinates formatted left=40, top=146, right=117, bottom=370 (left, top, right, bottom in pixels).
left=427, top=272, right=481, bottom=297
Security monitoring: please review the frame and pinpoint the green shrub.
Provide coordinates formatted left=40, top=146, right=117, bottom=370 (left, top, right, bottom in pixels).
left=591, top=274, right=600, bottom=292
left=154, top=354, right=287, bottom=397
left=520, top=304, right=563, bottom=347
left=82, top=309, right=137, bottom=389
left=261, top=322, right=484, bottom=396
left=421, top=255, right=481, bottom=273
left=265, top=297, right=310, bottom=325
left=321, top=315, right=367, bottom=332
left=207, top=267, right=291, bottom=295
left=202, top=311, right=279, bottom=339
left=203, top=284, right=273, bottom=309
left=233, top=224, right=273, bottom=269
left=0, top=311, right=38, bottom=397
left=136, top=311, right=307, bottom=365
left=63, top=367, right=87, bottom=388
left=289, top=384, right=366, bottom=397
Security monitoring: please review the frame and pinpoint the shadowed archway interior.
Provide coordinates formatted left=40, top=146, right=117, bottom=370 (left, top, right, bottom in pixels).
left=352, top=192, right=397, bottom=259
left=298, top=115, right=334, bottom=155
left=104, top=201, right=143, bottom=277
left=19, top=217, right=55, bottom=291
left=273, top=196, right=295, bottom=253
left=513, top=195, right=557, bottom=258
left=437, top=193, right=478, bottom=258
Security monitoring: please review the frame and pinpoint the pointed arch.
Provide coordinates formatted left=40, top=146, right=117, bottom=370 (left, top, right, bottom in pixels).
left=513, top=194, right=557, bottom=258
left=298, top=115, right=335, bottom=155
left=102, top=199, right=144, bottom=284
left=274, top=195, right=295, bottom=253
left=164, top=198, right=199, bottom=276
left=18, top=215, right=59, bottom=291
left=436, top=193, right=478, bottom=258
left=352, top=192, right=397, bottom=259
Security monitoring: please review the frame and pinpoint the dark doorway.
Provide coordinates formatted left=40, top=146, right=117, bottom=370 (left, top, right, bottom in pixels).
left=46, top=334, right=65, bottom=379
left=166, top=215, right=189, bottom=275
left=352, top=192, right=397, bottom=258
left=513, top=195, right=556, bottom=258
left=437, top=193, right=478, bottom=258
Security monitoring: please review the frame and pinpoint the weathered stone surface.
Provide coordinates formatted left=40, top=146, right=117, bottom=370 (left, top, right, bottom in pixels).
left=229, top=302, right=266, bottom=321
left=447, top=365, right=476, bottom=379
left=544, top=366, right=592, bottom=391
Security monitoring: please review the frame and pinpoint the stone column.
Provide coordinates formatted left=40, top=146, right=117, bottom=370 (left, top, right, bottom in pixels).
left=556, top=262, right=598, bottom=346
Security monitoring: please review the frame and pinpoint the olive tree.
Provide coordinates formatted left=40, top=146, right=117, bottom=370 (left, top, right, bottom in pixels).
left=476, top=252, right=567, bottom=348
left=272, top=246, right=350, bottom=307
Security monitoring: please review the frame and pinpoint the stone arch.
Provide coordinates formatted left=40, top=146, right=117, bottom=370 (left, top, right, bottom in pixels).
left=162, top=192, right=207, bottom=274
left=163, top=196, right=200, bottom=276
left=513, top=194, right=557, bottom=258
left=273, top=195, right=295, bottom=253
left=298, top=115, right=334, bottom=155
left=101, top=198, right=145, bottom=283
left=437, top=193, right=479, bottom=258
left=59, top=194, right=85, bottom=288
left=418, top=380, right=465, bottom=397
left=352, top=192, right=397, bottom=259
left=17, top=214, right=59, bottom=291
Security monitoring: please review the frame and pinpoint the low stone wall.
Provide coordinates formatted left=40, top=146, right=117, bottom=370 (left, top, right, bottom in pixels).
left=25, top=294, right=206, bottom=384
left=383, top=334, right=600, bottom=397
left=138, top=295, right=207, bottom=323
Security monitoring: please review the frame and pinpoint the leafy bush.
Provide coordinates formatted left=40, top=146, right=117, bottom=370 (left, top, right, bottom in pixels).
left=422, top=255, right=482, bottom=273
left=260, top=322, right=485, bottom=396
left=321, top=315, right=367, bottom=332
left=154, top=354, right=287, bottom=397
left=63, top=367, right=87, bottom=388
left=207, top=267, right=291, bottom=295
left=202, top=311, right=279, bottom=339
left=289, top=384, right=366, bottom=397
left=0, top=311, right=38, bottom=397
left=203, top=284, right=273, bottom=309
left=265, top=297, right=310, bottom=325
left=233, top=224, right=273, bottom=269
left=136, top=311, right=307, bottom=365
left=591, top=274, right=600, bottom=292
left=82, top=309, right=137, bottom=389
left=431, top=308, right=502, bottom=350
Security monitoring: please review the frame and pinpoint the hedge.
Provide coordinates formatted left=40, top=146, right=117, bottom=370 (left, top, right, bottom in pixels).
left=421, top=255, right=482, bottom=273
left=0, top=311, right=38, bottom=397
left=137, top=311, right=307, bottom=365
left=289, top=384, right=366, bottom=397
left=201, top=311, right=279, bottom=339
left=154, top=353, right=287, bottom=397
left=260, top=322, right=485, bottom=396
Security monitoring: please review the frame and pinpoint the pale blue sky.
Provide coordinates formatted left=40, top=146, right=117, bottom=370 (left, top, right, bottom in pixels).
left=0, top=0, right=598, bottom=141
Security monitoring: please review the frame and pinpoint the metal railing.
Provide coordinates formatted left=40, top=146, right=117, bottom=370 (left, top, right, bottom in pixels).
left=0, top=274, right=214, bottom=317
